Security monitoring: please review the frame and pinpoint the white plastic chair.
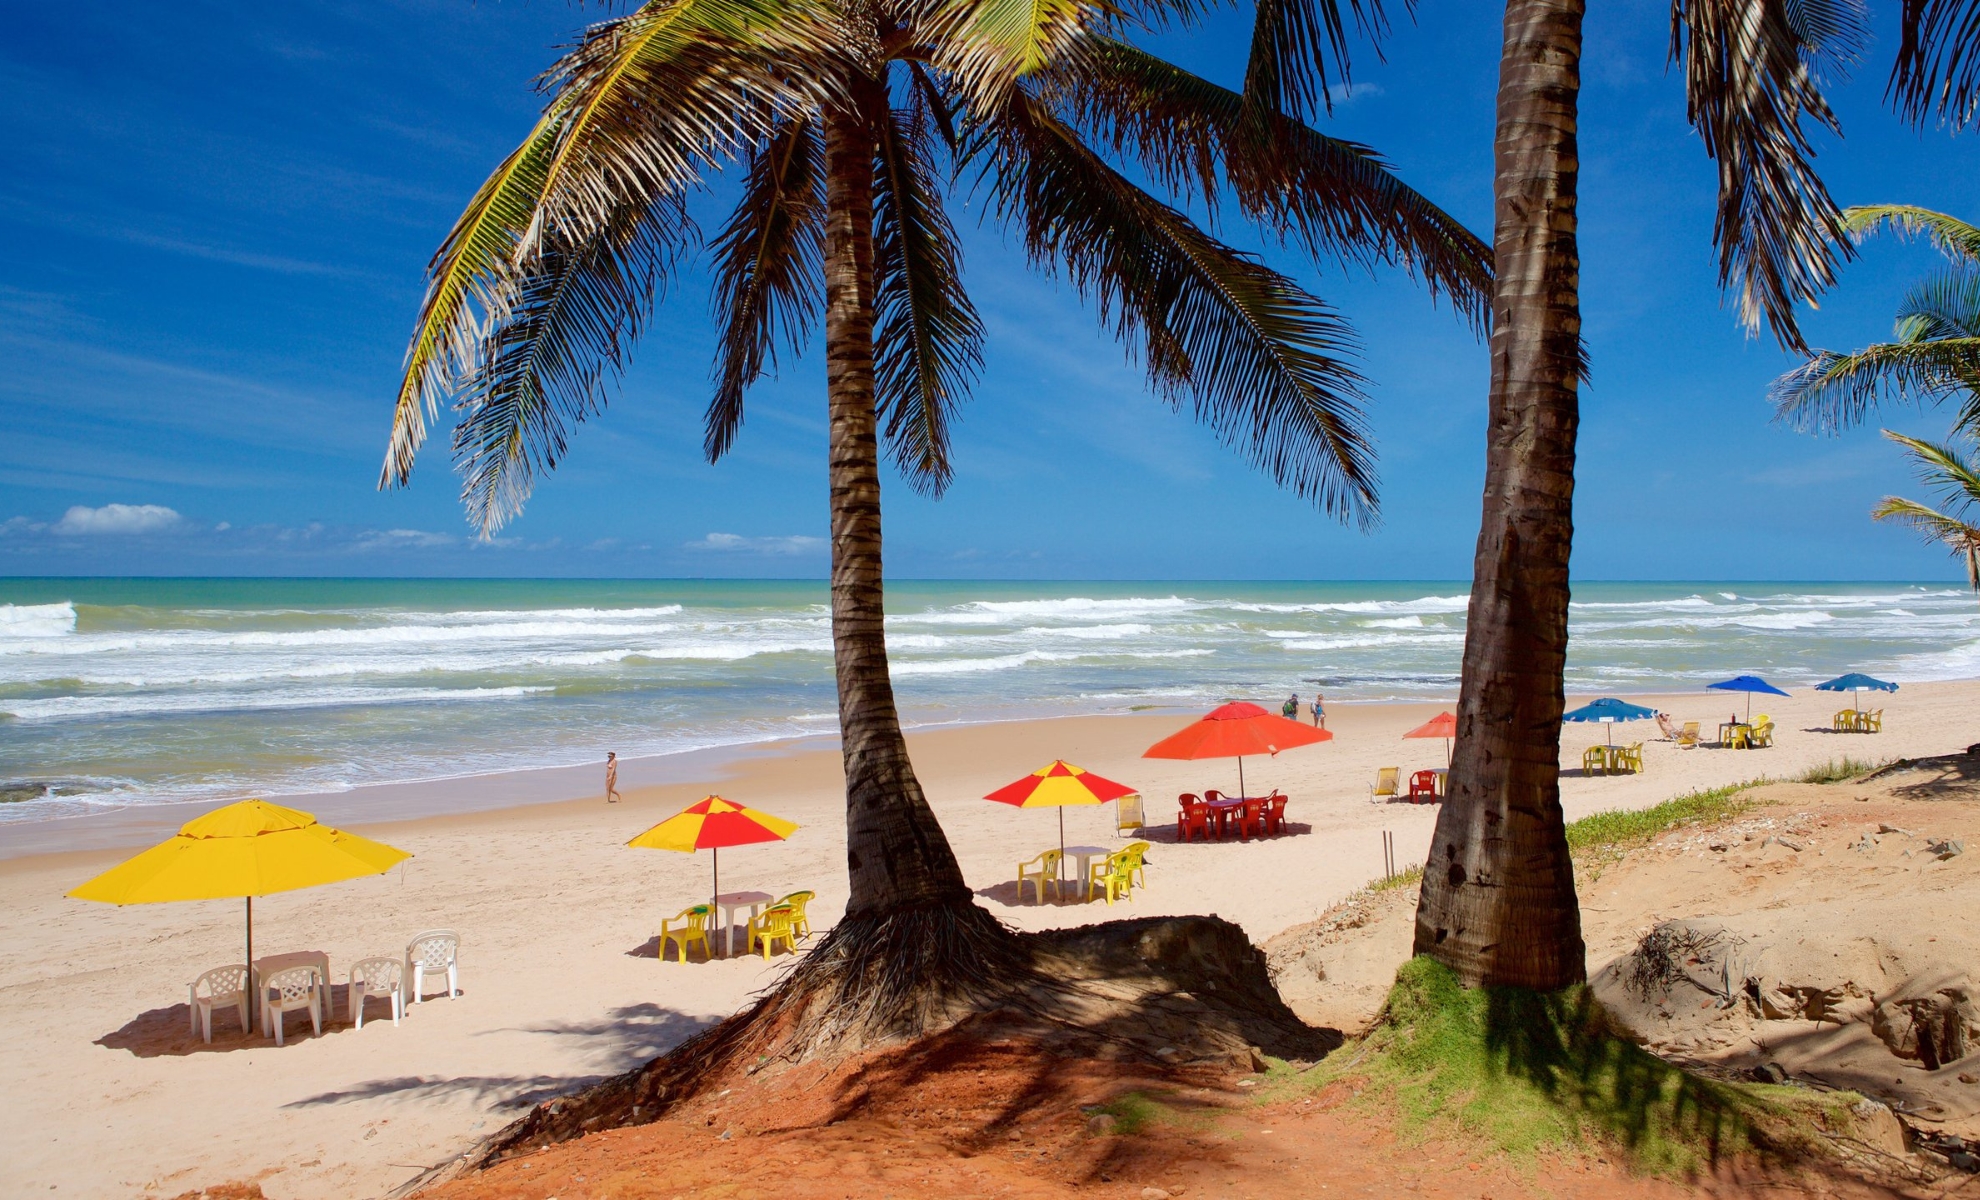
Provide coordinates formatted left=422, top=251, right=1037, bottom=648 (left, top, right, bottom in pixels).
left=347, top=957, right=404, bottom=1029
left=404, top=929, right=460, bottom=1003
left=187, top=964, right=250, bottom=1043
left=261, top=965, right=323, bottom=1045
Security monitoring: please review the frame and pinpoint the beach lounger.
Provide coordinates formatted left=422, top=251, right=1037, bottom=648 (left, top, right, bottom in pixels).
left=188, top=964, right=250, bottom=1044
left=1680, top=721, right=1700, bottom=748
left=261, top=965, right=323, bottom=1045
left=1369, top=768, right=1400, bottom=802
left=659, top=905, right=710, bottom=962
left=1115, top=793, right=1145, bottom=836
left=1017, top=849, right=1061, bottom=904
left=404, top=930, right=460, bottom=1002
left=347, top=957, right=404, bottom=1029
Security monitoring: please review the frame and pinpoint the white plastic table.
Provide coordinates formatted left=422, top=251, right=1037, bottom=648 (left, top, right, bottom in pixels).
left=714, top=890, right=773, bottom=957
left=1062, top=845, right=1111, bottom=900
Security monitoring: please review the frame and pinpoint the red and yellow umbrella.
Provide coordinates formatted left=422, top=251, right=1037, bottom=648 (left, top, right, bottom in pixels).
left=628, top=796, right=797, bottom=912
left=1403, top=711, right=1457, bottom=764
left=1143, top=701, right=1331, bottom=796
left=985, top=760, right=1138, bottom=872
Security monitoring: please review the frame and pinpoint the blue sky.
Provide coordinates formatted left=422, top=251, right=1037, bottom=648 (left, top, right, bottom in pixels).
left=2, top=0, right=1976, bottom=581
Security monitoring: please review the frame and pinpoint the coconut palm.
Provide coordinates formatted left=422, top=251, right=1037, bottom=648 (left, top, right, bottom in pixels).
left=1773, top=206, right=1980, bottom=435
left=1410, top=0, right=1980, bottom=990
left=382, top=0, right=1492, bottom=1032
left=1875, top=429, right=1980, bottom=603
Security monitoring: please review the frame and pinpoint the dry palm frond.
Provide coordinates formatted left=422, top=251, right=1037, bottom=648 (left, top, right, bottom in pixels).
left=1891, top=0, right=1980, bottom=130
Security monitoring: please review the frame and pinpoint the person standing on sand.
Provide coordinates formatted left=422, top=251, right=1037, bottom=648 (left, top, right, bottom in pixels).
left=1311, top=694, right=1325, bottom=729
left=1283, top=693, right=1300, bottom=720
left=605, top=752, right=621, bottom=803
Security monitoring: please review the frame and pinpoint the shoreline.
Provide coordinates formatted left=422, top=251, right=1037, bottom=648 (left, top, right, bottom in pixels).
left=5, top=680, right=1974, bottom=865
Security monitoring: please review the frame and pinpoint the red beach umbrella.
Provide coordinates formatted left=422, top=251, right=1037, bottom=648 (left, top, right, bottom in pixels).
left=1403, top=711, right=1457, bottom=764
left=1142, top=702, right=1332, bottom=797
left=627, top=796, right=798, bottom=915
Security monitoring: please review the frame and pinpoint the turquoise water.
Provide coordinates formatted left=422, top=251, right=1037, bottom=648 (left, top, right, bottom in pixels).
left=2, top=578, right=1974, bottom=823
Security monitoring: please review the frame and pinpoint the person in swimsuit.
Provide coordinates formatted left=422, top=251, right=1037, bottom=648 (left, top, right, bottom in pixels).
left=1312, top=694, right=1325, bottom=729
left=605, top=752, right=622, bottom=803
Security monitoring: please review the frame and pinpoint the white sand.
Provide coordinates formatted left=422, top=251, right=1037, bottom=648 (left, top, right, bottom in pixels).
left=2, top=683, right=1974, bottom=1197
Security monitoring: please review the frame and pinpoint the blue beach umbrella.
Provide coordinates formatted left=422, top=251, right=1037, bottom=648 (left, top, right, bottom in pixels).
left=1562, top=697, right=1657, bottom=745
left=1814, top=672, right=1898, bottom=712
left=1707, top=675, right=1790, bottom=721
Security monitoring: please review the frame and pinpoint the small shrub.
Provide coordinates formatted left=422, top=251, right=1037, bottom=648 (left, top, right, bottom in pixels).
left=1795, top=756, right=1886, bottom=784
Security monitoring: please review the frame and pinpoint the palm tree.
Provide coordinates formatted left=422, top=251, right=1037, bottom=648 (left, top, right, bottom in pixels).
left=382, top=0, right=1492, bottom=1036
left=1410, top=0, right=1974, bottom=990
left=1773, top=206, right=1980, bottom=436
left=1874, top=429, right=1980, bottom=604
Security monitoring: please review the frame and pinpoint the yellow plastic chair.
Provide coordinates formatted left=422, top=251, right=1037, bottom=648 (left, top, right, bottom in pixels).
left=773, top=890, right=816, bottom=940
left=1834, top=709, right=1857, bottom=731
left=1747, top=721, right=1775, bottom=748
left=658, top=904, right=711, bottom=963
left=1862, top=709, right=1883, bottom=733
left=1618, top=743, right=1645, bottom=773
left=1115, top=793, right=1146, bottom=836
left=1088, top=854, right=1135, bottom=905
left=1119, top=841, right=1151, bottom=888
left=1017, top=850, right=1062, bottom=904
left=1582, top=746, right=1608, bottom=776
left=1369, top=767, right=1400, bottom=801
left=747, top=906, right=800, bottom=959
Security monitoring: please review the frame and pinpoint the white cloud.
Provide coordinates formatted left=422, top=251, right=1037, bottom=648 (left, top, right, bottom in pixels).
left=1, top=516, right=46, bottom=536
left=52, top=503, right=182, bottom=535
left=685, top=532, right=826, bottom=555
left=1325, top=82, right=1384, bottom=105
left=352, top=528, right=455, bottom=551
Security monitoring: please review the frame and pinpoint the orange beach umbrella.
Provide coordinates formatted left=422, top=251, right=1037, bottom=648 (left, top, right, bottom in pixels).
left=628, top=796, right=797, bottom=913
left=1142, top=702, right=1331, bottom=796
left=985, top=760, right=1138, bottom=869
left=1403, top=711, right=1457, bottom=764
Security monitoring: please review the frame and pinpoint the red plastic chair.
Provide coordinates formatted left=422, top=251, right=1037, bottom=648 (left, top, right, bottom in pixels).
left=1264, top=793, right=1288, bottom=835
left=1236, top=796, right=1265, bottom=841
left=1177, top=794, right=1209, bottom=843
left=1408, top=770, right=1439, bottom=803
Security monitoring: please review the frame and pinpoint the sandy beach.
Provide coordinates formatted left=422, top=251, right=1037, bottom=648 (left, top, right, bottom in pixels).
left=3, top=683, right=1977, bottom=1198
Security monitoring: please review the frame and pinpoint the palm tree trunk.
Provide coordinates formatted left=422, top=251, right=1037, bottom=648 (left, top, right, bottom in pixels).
left=821, top=92, right=973, bottom=919
left=1411, top=0, right=1587, bottom=989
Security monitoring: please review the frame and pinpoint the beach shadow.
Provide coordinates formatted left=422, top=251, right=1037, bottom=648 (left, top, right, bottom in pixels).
left=282, top=1002, right=716, bottom=1111
left=624, top=934, right=715, bottom=963
left=976, top=879, right=1102, bottom=909
left=97, top=998, right=375, bottom=1058
left=1880, top=748, right=1980, bottom=802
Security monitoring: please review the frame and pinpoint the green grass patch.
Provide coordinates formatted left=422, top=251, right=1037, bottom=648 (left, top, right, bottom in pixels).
left=1794, top=756, right=1889, bottom=784
left=1305, top=957, right=1840, bottom=1173
left=1563, top=781, right=1765, bottom=878
left=1092, top=1091, right=1163, bottom=1134
left=1370, top=864, right=1424, bottom=893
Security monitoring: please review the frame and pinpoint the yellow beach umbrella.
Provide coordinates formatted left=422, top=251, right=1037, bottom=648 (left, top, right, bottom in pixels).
left=984, top=761, right=1138, bottom=883
left=69, top=799, right=411, bottom=1028
left=628, top=795, right=798, bottom=916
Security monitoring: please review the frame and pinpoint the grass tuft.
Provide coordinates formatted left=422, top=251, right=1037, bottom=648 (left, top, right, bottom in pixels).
left=1370, top=864, right=1424, bottom=893
left=1307, top=957, right=1830, bottom=1173
left=1795, top=756, right=1889, bottom=784
left=1093, top=1091, right=1162, bottom=1134
left=1564, top=782, right=1764, bottom=878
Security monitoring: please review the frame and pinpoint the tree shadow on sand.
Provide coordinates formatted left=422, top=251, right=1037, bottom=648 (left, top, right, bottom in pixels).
left=280, top=1003, right=716, bottom=1111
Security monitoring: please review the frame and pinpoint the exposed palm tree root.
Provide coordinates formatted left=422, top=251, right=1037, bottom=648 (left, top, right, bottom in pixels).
left=403, top=909, right=1335, bottom=1194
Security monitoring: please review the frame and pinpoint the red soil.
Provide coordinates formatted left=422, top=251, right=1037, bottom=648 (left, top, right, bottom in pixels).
left=425, top=1033, right=1926, bottom=1200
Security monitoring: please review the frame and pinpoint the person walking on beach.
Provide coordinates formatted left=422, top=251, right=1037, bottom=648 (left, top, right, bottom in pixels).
left=1311, top=693, right=1326, bottom=729
left=605, top=752, right=621, bottom=803
left=1283, top=693, right=1300, bottom=720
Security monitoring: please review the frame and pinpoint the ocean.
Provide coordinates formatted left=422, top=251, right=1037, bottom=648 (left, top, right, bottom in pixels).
left=2, top=578, right=1975, bottom=824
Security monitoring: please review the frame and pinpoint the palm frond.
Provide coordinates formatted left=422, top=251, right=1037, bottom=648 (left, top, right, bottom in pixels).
left=452, top=199, right=690, bottom=534
left=1890, top=0, right=1980, bottom=129
left=1771, top=338, right=1980, bottom=431
left=1894, top=269, right=1980, bottom=343
left=1243, top=0, right=1396, bottom=119
left=525, top=0, right=827, bottom=251
left=984, top=90, right=1376, bottom=521
left=384, top=116, right=565, bottom=489
left=1843, top=203, right=1980, bottom=266
left=1050, top=38, right=1490, bottom=328
left=706, top=117, right=826, bottom=461
left=1670, top=0, right=1868, bottom=351
left=922, top=0, right=1096, bottom=111
left=1881, top=428, right=1980, bottom=513
left=873, top=99, right=985, bottom=496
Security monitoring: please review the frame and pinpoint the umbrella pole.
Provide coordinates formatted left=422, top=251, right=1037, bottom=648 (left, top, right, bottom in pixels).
left=1058, top=808, right=1067, bottom=900
left=245, top=896, right=254, bottom=1033
left=1237, top=756, right=1246, bottom=799
left=711, top=848, right=720, bottom=958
